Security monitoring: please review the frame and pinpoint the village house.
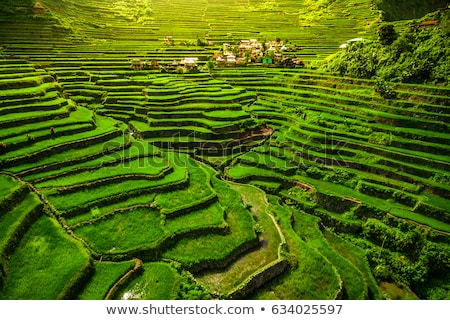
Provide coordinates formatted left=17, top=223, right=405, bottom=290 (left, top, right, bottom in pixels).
left=215, top=54, right=233, bottom=65
left=130, top=58, right=145, bottom=71
left=239, top=39, right=263, bottom=55
left=410, top=20, right=440, bottom=31
left=222, top=43, right=232, bottom=55
left=33, top=1, right=45, bottom=15
left=180, top=57, right=198, bottom=68
left=418, top=20, right=440, bottom=27
left=164, top=36, right=174, bottom=46
left=163, top=57, right=199, bottom=72
left=265, top=40, right=284, bottom=49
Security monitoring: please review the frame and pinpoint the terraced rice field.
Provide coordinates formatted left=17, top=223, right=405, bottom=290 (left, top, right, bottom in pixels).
left=0, top=0, right=449, bottom=300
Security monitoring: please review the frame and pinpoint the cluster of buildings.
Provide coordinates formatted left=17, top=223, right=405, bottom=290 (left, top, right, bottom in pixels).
left=214, top=39, right=305, bottom=67
left=129, top=57, right=199, bottom=72
left=214, top=39, right=288, bottom=66
left=129, top=38, right=305, bottom=72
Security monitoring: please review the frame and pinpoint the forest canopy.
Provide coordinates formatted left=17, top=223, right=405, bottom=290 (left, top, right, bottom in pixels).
left=325, top=10, right=450, bottom=85
left=375, top=0, right=449, bottom=21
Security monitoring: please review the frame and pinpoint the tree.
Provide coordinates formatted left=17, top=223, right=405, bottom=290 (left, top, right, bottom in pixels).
left=205, top=60, right=215, bottom=74
left=378, top=23, right=398, bottom=45
left=196, top=37, right=206, bottom=46
left=244, top=49, right=251, bottom=63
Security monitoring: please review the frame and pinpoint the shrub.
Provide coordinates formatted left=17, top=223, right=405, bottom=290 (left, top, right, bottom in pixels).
left=253, top=223, right=264, bottom=235
left=177, top=272, right=211, bottom=300
left=374, top=78, right=397, bottom=99
left=378, top=23, right=398, bottom=45
left=325, top=21, right=450, bottom=84
left=306, top=166, right=324, bottom=179
left=368, top=131, right=393, bottom=146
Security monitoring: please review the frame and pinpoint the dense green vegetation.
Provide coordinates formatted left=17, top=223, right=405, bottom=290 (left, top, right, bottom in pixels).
left=77, top=260, right=136, bottom=299
left=375, top=0, right=448, bottom=21
left=0, top=216, right=92, bottom=299
left=0, top=0, right=449, bottom=301
left=118, top=262, right=180, bottom=300
left=326, top=9, right=450, bottom=84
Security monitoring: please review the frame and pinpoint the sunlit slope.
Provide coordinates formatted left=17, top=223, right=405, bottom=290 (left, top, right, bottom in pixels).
left=217, top=68, right=450, bottom=299
left=33, top=0, right=377, bottom=61
left=219, top=68, right=450, bottom=232
left=0, top=0, right=449, bottom=301
left=0, top=61, right=266, bottom=298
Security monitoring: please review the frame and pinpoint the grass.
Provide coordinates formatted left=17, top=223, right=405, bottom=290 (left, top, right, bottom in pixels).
left=164, top=201, right=226, bottom=235
left=238, top=151, right=297, bottom=174
left=0, top=216, right=91, bottom=299
left=380, top=282, right=419, bottom=300
left=0, top=115, right=120, bottom=162
left=0, top=192, right=41, bottom=255
left=0, top=0, right=449, bottom=301
left=0, top=174, right=20, bottom=198
left=73, top=207, right=165, bottom=254
left=196, top=182, right=282, bottom=294
left=248, top=179, right=282, bottom=191
left=0, top=81, right=54, bottom=98
left=0, top=105, right=68, bottom=123
left=253, top=196, right=341, bottom=299
left=35, top=156, right=169, bottom=188
left=389, top=208, right=450, bottom=233
left=77, top=260, right=136, bottom=299
left=291, top=210, right=368, bottom=299
left=162, top=168, right=257, bottom=269
left=204, top=110, right=249, bottom=119
left=42, top=160, right=186, bottom=212
left=226, top=163, right=286, bottom=181
left=118, top=262, right=180, bottom=300
left=22, top=138, right=157, bottom=182
left=11, top=135, right=128, bottom=174
left=323, top=230, right=383, bottom=299
left=2, top=123, right=93, bottom=147
left=67, top=193, right=157, bottom=227
left=155, top=155, right=214, bottom=214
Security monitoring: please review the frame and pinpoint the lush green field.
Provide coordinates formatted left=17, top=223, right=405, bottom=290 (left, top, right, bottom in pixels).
left=118, top=262, right=180, bottom=300
left=0, top=0, right=449, bottom=301
left=77, top=260, right=136, bottom=299
left=0, top=216, right=92, bottom=299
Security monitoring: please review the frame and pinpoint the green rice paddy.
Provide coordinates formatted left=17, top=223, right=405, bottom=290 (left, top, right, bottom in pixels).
left=0, top=0, right=449, bottom=300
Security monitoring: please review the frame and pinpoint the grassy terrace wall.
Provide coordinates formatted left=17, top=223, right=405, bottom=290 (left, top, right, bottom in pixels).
left=0, top=0, right=449, bottom=300
left=219, top=67, right=450, bottom=298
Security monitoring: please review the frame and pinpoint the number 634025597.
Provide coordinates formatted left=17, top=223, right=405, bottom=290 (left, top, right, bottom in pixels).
left=271, top=304, right=342, bottom=315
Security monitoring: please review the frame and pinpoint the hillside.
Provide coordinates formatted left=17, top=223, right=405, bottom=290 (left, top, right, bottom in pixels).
left=375, top=0, right=448, bottom=21
left=0, top=0, right=449, bottom=300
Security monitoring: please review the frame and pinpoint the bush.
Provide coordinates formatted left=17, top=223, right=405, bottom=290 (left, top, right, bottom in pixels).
left=375, top=0, right=448, bottom=21
left=325, top=20, right=450, bottom=84
left=378, top=23, right=397, bottom=45
left=177, top=272, right=211, bottom=300
left=305, top=166, right=324, bottom=179
left=374, top=78, right=397, bottom=99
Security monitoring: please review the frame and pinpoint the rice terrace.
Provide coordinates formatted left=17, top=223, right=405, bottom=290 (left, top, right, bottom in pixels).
left=0, top=0, right=449, bottom=300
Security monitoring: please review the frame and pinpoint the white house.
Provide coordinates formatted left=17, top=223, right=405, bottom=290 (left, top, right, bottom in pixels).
left=180, top=57, right=198, bottom=67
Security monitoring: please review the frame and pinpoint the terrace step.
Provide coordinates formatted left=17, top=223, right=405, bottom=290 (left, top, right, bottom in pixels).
left=0, top=180, right=43, bottom=280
